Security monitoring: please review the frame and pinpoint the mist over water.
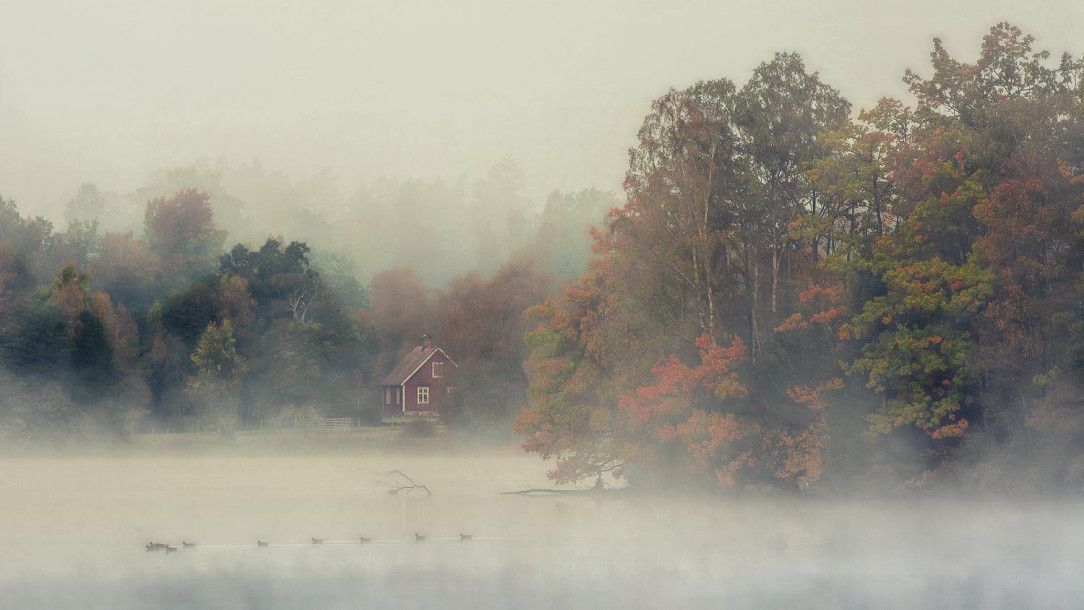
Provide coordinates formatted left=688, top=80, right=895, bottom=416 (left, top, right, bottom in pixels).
left=0, top=448, right=1080, bottom=609
left=2, top=1, right=1084, bottom=607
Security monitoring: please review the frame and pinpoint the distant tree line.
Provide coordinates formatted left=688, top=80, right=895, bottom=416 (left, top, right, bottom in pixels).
left=7, top=23, right=1082, bottom=497
left=61, top=159, right=617, bottom=288
left=0, top=178, right=610, bottom=439
left=516, top=24, right=1084, bottom=493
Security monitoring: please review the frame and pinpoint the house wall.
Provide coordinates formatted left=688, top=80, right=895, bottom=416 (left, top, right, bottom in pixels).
left=403, top=353, right=451, bottom=414
left=382, top=385, right=403, bottom=416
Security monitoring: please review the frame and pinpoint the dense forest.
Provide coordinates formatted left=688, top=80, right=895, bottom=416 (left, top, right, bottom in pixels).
left=0, top=178, right=611, bottom=438
left=2, top=24, right=1083, bottom=494
left=516, top=24, right=1084, bottom=493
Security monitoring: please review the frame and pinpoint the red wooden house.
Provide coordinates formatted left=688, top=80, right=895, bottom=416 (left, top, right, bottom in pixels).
left=381, top=335, right=457, bottom=417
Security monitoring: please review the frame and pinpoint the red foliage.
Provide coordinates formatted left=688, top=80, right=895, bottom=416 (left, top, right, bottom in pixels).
left=144, top=189, right=224, bottom=272
left=618, top=334, right=752, bottom=485
left=775, top=283, right=845, bottom=333
left=787, top=378, right=843, bottom=411
left=798, top=283, right=843, bottom=305
left=929, top=419, right=969, bottom=440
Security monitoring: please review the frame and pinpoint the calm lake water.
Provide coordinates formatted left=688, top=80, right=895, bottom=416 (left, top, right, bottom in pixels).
left=0, top=446, right=1080, bottom=608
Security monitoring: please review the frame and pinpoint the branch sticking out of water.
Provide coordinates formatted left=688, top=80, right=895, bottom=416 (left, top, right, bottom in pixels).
left=378, top=470, right=432, bottom=497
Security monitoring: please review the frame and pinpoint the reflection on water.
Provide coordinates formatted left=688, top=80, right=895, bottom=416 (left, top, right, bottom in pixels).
left=0, top=450, right=1080, bottom=608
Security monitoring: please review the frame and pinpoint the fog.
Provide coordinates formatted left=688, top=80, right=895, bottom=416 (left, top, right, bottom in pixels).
left=3, top=0, right=1082, bottom=214
left=0, top=447, right=1079, bottom=608
left=3, top=2, right=1084, bottom=607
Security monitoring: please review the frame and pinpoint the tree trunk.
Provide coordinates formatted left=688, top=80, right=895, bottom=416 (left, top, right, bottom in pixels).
left=770, top=246, right=780, bottom=316
left=750, top=246, right=762, bottom=360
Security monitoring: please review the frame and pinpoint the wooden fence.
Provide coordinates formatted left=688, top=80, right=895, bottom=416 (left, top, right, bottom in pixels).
left=318, top=417, right=354, bottom=432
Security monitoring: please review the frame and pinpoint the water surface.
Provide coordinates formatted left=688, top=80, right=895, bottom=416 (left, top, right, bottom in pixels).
left=0, top=448, right=1079, bottom=608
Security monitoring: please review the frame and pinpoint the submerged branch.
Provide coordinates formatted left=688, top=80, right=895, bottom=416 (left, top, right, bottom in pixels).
left=378, top=469, right=432, bottom=496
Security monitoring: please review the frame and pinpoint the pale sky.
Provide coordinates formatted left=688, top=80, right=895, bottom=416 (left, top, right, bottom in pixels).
left=2, top=0, right=1081, bottom=217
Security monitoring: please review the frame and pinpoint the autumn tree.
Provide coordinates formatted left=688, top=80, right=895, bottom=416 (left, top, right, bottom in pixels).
left=436, top=258, right=552, bottom=427
left=366, top=268, right=438, bottom=373
left=517, top=254, right=659, bottom=484
left=144, top=189, right=225, bottom=278
left=847, top=24, right=1084, bottom=474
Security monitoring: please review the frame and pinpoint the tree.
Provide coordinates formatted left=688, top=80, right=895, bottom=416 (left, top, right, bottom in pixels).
left=848, top=23, right=1084, bottom=455
left=470, top=159, right=530, bottom=274
left=160, top=283, right=221, bottom=347
left=734, top=53, right=851, bottom=325
left=187, top=319, right=245, bottom=431
left=144, top=189, right=225, bottom=278
left=91, top=232, right=160, bottom=309
left=63, top=183, right=107, bottom=225
left=529, top=189, right=617, bottom=280
left=437, top=258, right=552, bottom=427
left=366, top=268, right=438, bottom=372
left=519, top=52, right=854, bottom=490
left=191, top=318, right=244, bottom=381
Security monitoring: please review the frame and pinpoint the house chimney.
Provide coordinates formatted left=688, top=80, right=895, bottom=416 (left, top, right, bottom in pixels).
left=421, top=333, right=433, bottom=349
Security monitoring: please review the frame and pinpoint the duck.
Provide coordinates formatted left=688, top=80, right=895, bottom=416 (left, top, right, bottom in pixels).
left=256, top=540, right=269, bottom=548
left=145, top=542, right=169, bottom=552
left=358, top=536, right=372, bottom=543
left=414, top=532, right=426, bottom=542
left=164, top=546, right=178, bottom=553
left=181, top=541, right=197, bottom=548
left=459, top=533, right=472, bottom=542
left=311, top=538, right=324, bottom=545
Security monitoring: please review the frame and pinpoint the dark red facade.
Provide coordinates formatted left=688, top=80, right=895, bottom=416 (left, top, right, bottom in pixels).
left=381, top=344, right=456, bottom=417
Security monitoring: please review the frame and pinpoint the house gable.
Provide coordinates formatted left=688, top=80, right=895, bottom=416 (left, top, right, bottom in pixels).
left=381, top=346, right=459, bottom=387
left=400, top=348, right=456, bottom=385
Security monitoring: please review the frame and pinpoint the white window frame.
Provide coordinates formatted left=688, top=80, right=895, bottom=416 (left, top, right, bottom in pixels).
left=432, top=361, right=444, bottom=378
left=385, top=387, right=391, bottom=404
left=417, top=386, right=430, bottom=405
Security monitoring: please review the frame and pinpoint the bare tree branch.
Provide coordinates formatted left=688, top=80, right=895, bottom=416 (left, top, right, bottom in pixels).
left=378, top=470, right=432, bottom=496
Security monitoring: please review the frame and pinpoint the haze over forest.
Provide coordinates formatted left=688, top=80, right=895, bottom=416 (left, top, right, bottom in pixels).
left=2, top=0, right=1084, bottom=498
left=4, top=1, right=1082, bottom=213
left=3, top=4, right=1084, bottom=607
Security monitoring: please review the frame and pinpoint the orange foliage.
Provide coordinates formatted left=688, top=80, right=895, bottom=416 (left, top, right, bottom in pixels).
left=787, top=378, right=843, bottom=411
left=776, top=283, right=845, bottom=333
left=619, top=334, right=753, bottom=486
left=798, top=283, right=843, bottom=305
left=655, top=410, right=746, bottom=472
left=772, top=415, right=829, bottom=487
left=929, top=419, right=969, bottom=439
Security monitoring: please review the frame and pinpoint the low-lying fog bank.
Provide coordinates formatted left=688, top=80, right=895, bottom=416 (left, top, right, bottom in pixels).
left=0, top=449, right=1080, bottom=608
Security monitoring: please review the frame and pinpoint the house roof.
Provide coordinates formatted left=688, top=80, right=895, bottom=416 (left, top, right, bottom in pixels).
left=381, top=346, right=456, bottom=385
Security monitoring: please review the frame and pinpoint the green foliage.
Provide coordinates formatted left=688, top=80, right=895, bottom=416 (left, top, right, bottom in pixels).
left=70, top=309, right=117, bottom=400
left=1, top=298, right=69, bottom=374
left=517, top=23, right=1084, bottom=492
left=161, top=283, right=220, bottom=347
left=190, top=319, right=243, bottom=382
left=0, top=188, right=379, bottom=434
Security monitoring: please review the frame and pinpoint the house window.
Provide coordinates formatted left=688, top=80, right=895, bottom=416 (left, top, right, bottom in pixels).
left=395, top=387, right=401, bottom=404
left=417, top=386, right=430, bottom=405
left=385, top=387, right=391, bottom=404
left=432, top=361, right=444, bottom=378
